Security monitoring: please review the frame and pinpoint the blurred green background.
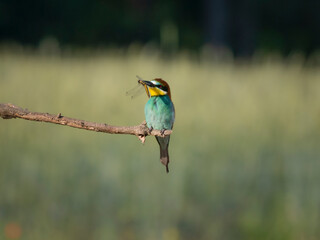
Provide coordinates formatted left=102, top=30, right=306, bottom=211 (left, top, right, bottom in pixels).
left=1, top=1, right=320, bottom=240
left=1, top=49, right=320, bottom=240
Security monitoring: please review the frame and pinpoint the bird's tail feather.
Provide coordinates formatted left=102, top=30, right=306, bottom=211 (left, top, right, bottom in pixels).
left=156, top=136, right=170, bottom=173
left=160, top=146, right=169, bottom=173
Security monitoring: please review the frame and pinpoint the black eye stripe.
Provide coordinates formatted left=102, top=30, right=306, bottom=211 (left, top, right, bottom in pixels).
left=156, top=85, right=168, bottom=91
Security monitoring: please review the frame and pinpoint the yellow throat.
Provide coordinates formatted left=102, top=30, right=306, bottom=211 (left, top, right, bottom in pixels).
left=146, top=86, right=167, bottom=97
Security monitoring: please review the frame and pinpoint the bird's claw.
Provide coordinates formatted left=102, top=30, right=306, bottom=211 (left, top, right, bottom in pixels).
left=148, top=126, right=153, bottom=134
left=160, top=129, right=166, bottom=136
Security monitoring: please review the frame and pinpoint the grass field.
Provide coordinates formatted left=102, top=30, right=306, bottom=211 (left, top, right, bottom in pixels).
left=1, top=47, right=320, bottom=240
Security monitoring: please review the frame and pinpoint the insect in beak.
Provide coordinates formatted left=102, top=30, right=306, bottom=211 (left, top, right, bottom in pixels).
left=137, top=77, right=155, bottom=98
left=138, top=80, right=155, bottom=87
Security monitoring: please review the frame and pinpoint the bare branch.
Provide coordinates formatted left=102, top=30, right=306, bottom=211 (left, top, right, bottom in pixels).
left=0, top=103, right=172, bottom=142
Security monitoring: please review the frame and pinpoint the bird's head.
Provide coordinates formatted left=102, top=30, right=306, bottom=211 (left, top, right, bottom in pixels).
left=138, top=78, right=172, bottom=99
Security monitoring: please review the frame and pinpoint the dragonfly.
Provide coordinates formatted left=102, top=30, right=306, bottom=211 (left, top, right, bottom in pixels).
left=126, top=75, right=147, bottom=99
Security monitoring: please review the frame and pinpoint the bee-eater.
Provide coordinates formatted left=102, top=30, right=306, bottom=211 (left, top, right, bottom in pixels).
left=138, top=78, right=175, bottom=173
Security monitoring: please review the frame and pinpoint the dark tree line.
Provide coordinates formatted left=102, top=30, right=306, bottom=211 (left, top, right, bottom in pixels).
left=0, top=0, right=319, bottom=56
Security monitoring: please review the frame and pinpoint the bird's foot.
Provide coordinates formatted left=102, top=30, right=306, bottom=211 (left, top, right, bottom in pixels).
left=160, top=128, right=166, bottom=136
left=148, top=126, right=153, bottom=134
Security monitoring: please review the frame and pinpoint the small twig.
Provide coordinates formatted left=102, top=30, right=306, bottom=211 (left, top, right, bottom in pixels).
left=0, top=103, right=172, bottom=143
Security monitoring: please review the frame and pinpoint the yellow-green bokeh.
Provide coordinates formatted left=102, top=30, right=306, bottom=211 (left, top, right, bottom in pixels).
left=1, top=48, right=320, bottom=240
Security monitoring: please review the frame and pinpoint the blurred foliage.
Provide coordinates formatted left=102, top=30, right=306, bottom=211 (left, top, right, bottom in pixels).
left=1, top=46, right=320, bottom=239
left=0, top=0, right=319, bottom=56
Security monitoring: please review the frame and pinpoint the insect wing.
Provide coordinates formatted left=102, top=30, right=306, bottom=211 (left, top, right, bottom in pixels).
left=125, top=84, right=145, bottom=99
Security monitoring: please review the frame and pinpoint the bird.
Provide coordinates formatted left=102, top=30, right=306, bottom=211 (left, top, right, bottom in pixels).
left=138, top=78, right=175, bottom=173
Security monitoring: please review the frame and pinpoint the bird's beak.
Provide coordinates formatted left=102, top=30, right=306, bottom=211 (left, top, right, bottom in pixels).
left=138, top=80, right=154, bottom=98
left=138, top=80, right=155, bottom=87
